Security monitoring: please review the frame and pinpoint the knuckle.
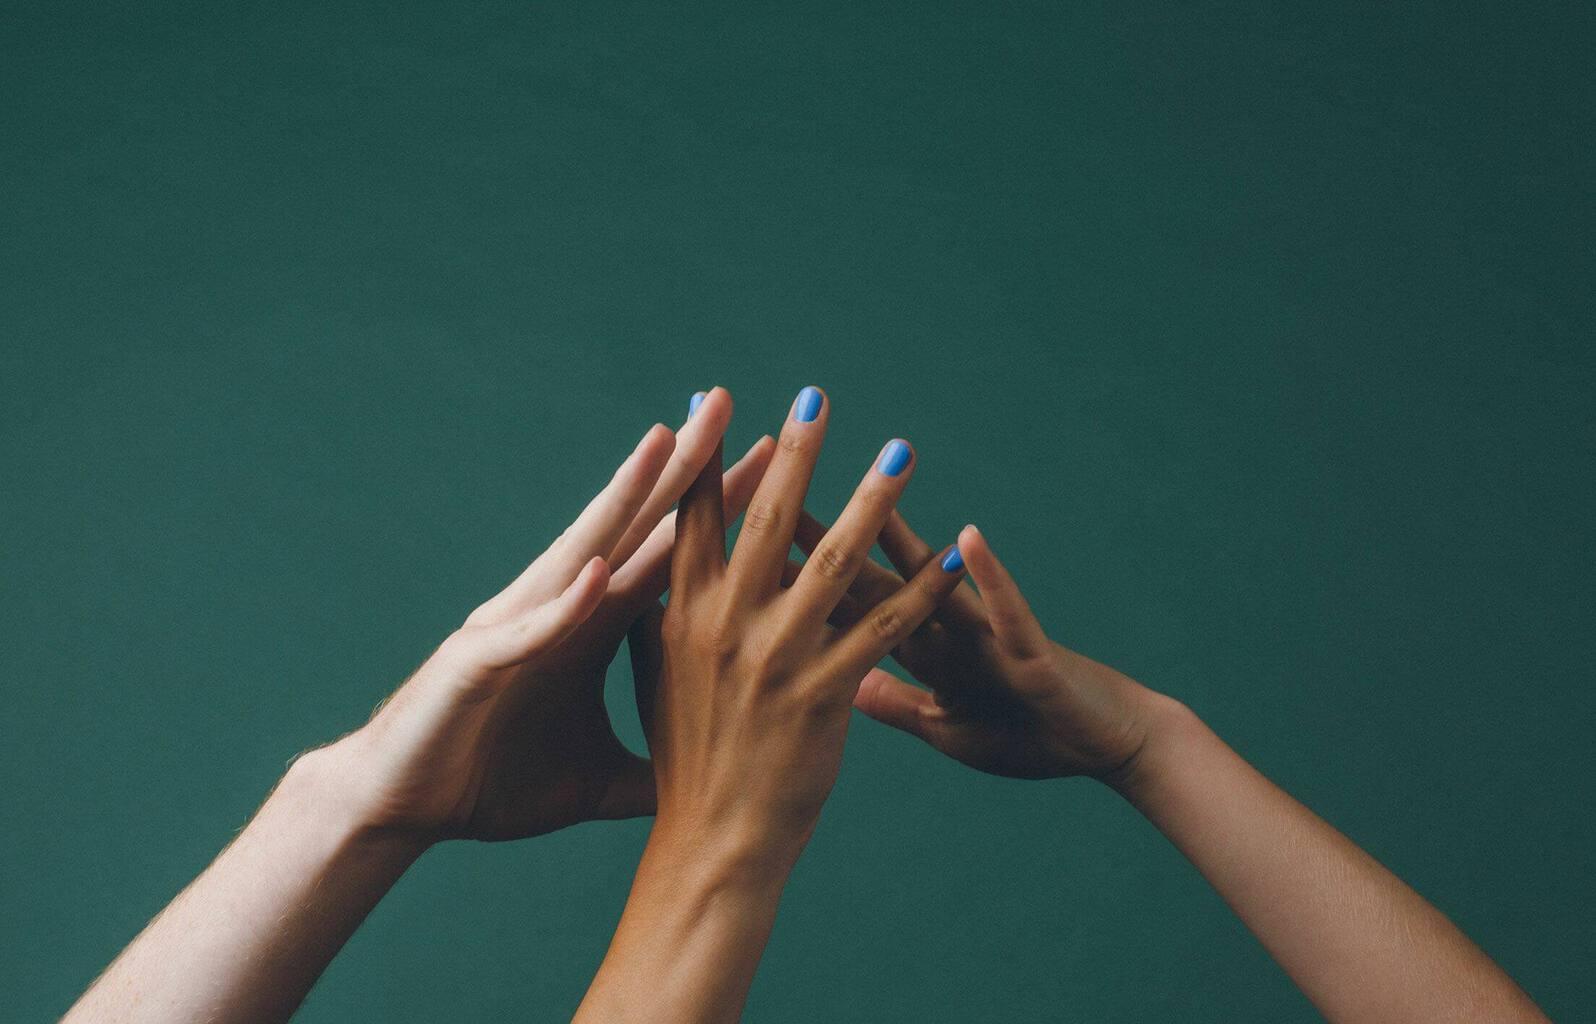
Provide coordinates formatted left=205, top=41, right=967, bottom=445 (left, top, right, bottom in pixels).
left=853, top=485, right=895, bottom=517
left=778, top=431, right=812, bottom=455
left=742, top=500, right=784, bottom=535
left=987, top=606, right=1023, bottom=633
left=809, top=542, right=857, bottom=582
left=798, top=683, right=847, bottom=717
left=745, top=644, right=786, bottom=683
left=661, top=606, right=691, bottom=643
left=696, top=608, right=742, bottom=661
left=868, top=605, right=905, bottom=641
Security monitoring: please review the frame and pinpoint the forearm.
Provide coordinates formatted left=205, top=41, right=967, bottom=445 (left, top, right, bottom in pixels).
left=576, top=822, right=800, bottom=1024
left=1115, top=697, right=1546, bottom=1024
left=65, top=749, right=425, bottom=1024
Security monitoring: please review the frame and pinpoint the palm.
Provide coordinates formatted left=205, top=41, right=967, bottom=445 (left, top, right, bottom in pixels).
left=460, top=611, right=651, bottom=841
left=800, top=511, right=1152, bottom=782
left=881, top=636, right=1148, bottom=781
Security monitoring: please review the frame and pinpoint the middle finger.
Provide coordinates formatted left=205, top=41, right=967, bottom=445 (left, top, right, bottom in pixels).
left=725, top=385, right=828, bottom=598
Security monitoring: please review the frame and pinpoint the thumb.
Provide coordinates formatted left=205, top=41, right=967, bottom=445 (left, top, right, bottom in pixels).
left=478, top=556, right=609, bottom=668
left=627, top=601, right=666, bottom=747
left=854, top=668, right=938, bottom=744
left=597, top=752, right=657, bottom=820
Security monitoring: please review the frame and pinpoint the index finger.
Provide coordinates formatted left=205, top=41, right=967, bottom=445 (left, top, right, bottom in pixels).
left=608, top=387, right=734, bottom=569
left=823, top=540, right=968, bottom=681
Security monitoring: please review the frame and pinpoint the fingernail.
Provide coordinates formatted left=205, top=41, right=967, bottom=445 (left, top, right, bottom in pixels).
left=877, top=439, right=912, bottom=477
left=941, top=546, right=965, bottom=572
left=688, top=391, right=707, bottom=418
left=793, top=385, right=823, bottom=423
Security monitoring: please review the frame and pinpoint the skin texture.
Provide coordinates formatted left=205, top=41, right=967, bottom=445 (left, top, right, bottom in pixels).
left=61, top=383, right=1548, bottom=1024
left=795, top=512, right=1551, bottom=1024
left=575, top=388, right=966, bottom=1024
left=62, top=388, right=775, bottom=1024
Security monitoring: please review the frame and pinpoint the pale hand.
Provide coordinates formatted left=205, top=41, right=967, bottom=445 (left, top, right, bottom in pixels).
left=310, top=389, right=774, bottom=844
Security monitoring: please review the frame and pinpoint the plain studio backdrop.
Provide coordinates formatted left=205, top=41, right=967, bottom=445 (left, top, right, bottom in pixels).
left=2, top=2, right=1591, bottom=1020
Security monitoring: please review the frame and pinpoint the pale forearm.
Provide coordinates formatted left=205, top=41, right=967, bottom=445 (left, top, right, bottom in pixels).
left=65, top=749, right=424, bottom=1024
left=576, top=824, right=799, bottom=1024
left=1116, top=698, right=1546, bottom=1024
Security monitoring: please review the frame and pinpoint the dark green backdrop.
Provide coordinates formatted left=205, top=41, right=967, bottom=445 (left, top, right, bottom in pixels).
left=3, top=2, right=1591, bottom=1020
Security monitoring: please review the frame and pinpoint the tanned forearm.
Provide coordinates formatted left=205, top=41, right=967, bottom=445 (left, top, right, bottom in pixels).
left=1115, top=697, right=1548, bottom=1024
left=574, top=823, right=800, bottom=1024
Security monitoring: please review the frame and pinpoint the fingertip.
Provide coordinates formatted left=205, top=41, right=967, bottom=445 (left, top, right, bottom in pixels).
left=852, top=668, right=930, bottom=737
left=689, top=386, right=733, bottom=428
left=702, top=389, right=730, bottom=424
left=853, top=667, right=893, bottom=710
left=956, top=524, right=988, bottom=571
left=732, top=435, right=777, bottom=480
left=792, top=384, right=827, bottom=423
left=875, top=437, right=914, bottom=478
left=580, top=554, right=611, bottom=588
left=566, top=556, right=612, bottom=619
left=638, top=422, right=677, bottom=464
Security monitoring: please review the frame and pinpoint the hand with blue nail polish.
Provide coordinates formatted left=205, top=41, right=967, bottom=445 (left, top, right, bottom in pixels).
left=795, top=513, right=1552, bottom=1024
left=577, top=390, right=968, bottom=1024
left=794, top=514, right=1160, bottom=782
left=793, top=384, right=823, bottom=423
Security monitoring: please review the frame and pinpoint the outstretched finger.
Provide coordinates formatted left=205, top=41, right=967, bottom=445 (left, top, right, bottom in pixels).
left=784, top=439, right=917, bottom=627
left=958, top=525, right=1048, bottom=657
left=478, top=556, right=610, bottom=668
left=879, top=510, right=988, bottom=630
left=824, top=540, right=968, bottom=682
left=472, top=425, right=674, bottom=623
left=610, top=434, right=775, bottom=611
left=726, top=385, right=828, bottom=598
left=781, top=558, right=870, bottom=631
left=796, top=509, right=909, bottom=609
left=670, top=432, right=725, bottom=594
left=608, top=388, right=734, bottom=570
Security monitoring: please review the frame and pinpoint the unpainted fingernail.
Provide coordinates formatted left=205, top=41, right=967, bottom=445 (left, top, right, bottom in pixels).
left=877, top=439, right=912, bottom=477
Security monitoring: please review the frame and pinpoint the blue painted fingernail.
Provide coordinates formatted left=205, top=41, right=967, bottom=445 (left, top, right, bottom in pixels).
left=688, top=391, right=706, bottom=418
left=941, top=546, right=965, bottom=572
left=877, top=439, right=912, bottom=477
left=793, top=386, right=823, bottom=423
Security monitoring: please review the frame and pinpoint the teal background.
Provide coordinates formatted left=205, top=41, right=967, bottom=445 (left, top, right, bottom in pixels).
left=3, top=2, right=1592, bottom=1020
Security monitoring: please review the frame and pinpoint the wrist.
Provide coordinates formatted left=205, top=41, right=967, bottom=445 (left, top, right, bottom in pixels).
left=645, top=813, right=808, bottom=892
left=1102, top=691, right=1203, bottom=803
left=277, top=742, right=433, bottom=864
left=579, top=813, right=798, bottom=1023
